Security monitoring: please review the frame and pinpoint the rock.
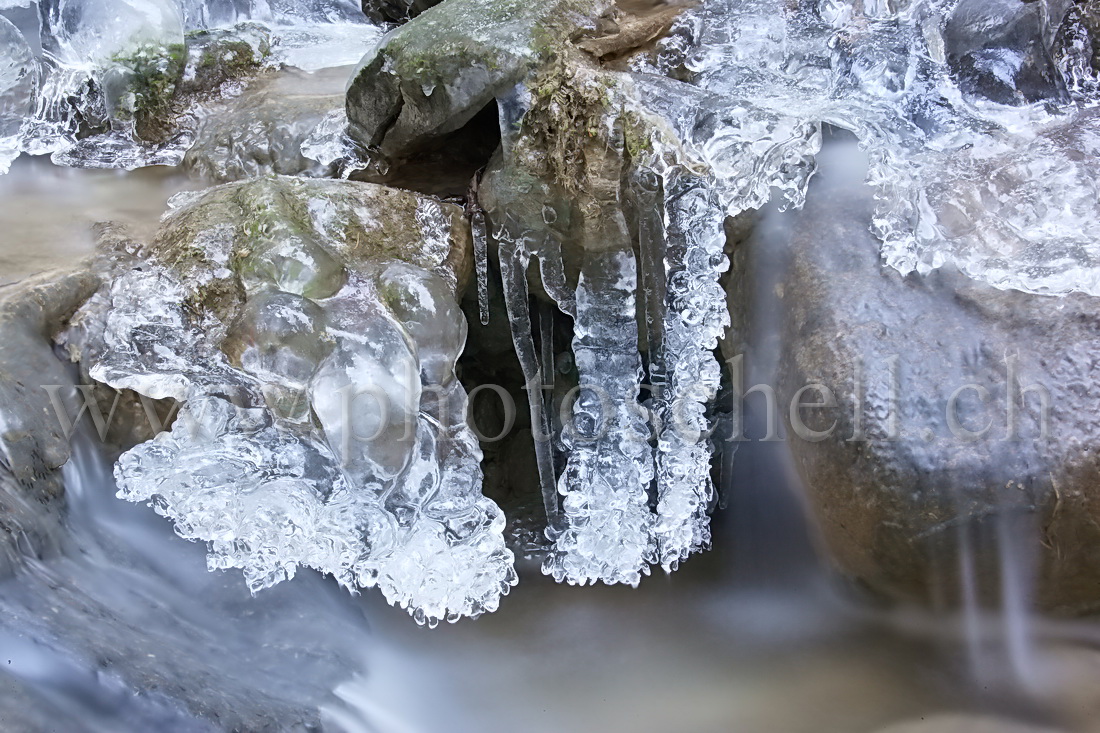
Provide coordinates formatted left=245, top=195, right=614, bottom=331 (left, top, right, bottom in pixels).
left=177, top=22, right=272, bottom=99
left=873, top=714, right=1064, bottom=733
left=0, top=268, right=100, bottom=575
left=361, top=0, right=441, bottom=24
left=943, top=0, right=1069, bottom=105
left=770, top=139, right=1100, bottom=614
left=148, top=175, right=471, bottom=320
left=345, top=0, right=610, bottom=158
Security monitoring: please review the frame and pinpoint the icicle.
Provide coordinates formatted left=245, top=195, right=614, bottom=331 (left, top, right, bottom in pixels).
left=650, top=172, right=729, bottom=572
left=538, top=299, right=560, bottom=458
left=634, top=168, right=668, bottom=391
left=497, top=234, right=562, bottom=532
left=533, top=237, right=576, bottom=318
left=472, top=211, right=491, bottom=326
left=539, top=299, right=554, bottom=389
left=545, top=248, right=655, bottom=586
left=466, top=173, right=492, bottom=326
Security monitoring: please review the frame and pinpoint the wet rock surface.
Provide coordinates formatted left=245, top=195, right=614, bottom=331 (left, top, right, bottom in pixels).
left=772, top=143, right=1100, bottom=614
left=0, top=269, right=100, bottom=575
left=361, top=0, right=441, bottom=24
left=345, top=0, right=610, bottom=158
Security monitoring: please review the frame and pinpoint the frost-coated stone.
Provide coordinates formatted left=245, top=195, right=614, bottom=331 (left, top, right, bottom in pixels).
left=72, top=176, right=515, bottom=625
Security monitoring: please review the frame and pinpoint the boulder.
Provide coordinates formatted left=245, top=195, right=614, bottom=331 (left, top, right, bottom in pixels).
left=770, top=140, right=1100, bottom=614
left=345, top=0, right=610, bottom=158
left=0, top=269, right=100, bottom=575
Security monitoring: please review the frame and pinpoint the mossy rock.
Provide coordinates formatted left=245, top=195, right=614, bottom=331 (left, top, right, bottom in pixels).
left=105, top=24, right=272, bottom=144
left=107, top=42, right=186, bottom=142
left=179, top=23, right=272, bottom=98
left=346, top=0, right=612, bottom=157
left=147, top=176, right=472, bottom=324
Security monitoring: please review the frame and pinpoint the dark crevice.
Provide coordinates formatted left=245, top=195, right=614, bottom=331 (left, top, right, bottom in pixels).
left=352, top=100, right=502, bottom=200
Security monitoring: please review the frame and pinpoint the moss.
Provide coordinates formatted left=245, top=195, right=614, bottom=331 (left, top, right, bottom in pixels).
left=521, top=54, right=620, bottom=195
left=180, top=25, right=272, bottom=98
left=111, top=43, right=186, bottom=141
left=622, top=109, right=653, bottom=159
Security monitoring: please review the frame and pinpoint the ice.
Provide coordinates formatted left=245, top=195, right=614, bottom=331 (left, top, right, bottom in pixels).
left=496, top=233, right=562, bottom=532
left=37, top=0, right=183, bottom=67
left=4, top=0, right=378, bottom=173
left=311, top=274, right=422, bottom=484
left=301, top=108, right=374, bottom=179
left=471, top=209, right=490, bottom=326
left=273, top=22, right=384, bottom=72
left=179, top=0, right=382, bottom=71
left=226, top=289, right=331, bottom=423
left=649, top=174, right=728, bottom=571
left=18, top=0, right=186, bottom=162
left=116, top=393, right=386, bottom=593
left=79, top=250, right=514, bottom=625
left=0, top=16, right=33, bottom=173
left=545, top=249, right=656, bottom=587
left=632, top=0, right=1100, bottom=295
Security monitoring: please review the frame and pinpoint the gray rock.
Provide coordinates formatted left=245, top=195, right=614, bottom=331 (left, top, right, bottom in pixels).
left=345, top=0, right=610, bottom=158
left=769, top=141, right=1100, bottom=614
left=0, top=269, right=100, bottom=576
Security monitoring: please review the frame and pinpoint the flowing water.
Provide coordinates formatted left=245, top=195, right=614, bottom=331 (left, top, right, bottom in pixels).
left=4, top=0, right=1100, bottom=730
left=2, top=148, right=1097, bottom=733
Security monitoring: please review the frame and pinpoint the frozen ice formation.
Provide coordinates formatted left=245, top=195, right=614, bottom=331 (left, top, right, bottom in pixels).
left=640, top=170, right=729, bottom=573
left=24, top=0, right=186, bottom=160
left=548, top=248, right=656, bottom=586
left=497, top=0, right=1100, bottom=582
left=648, top=0, right=1100, bottom=296
left=20, top=0, right=1100, bottom=619
left=0, top=16, right=34, bottom=173
left=3, top=0, right=379, bottom=172
left=74, top=177, right=515, bottom=626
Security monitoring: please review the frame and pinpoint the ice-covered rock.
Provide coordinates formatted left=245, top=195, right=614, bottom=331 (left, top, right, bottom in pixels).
left=183, top=66, right=349, bottom=183
left=364, top=0, right=732, bottom=584
left=771, top=137, right=1100, bottom=615
left=72, top=176, right=515, bottom=625
left=28, top=0, right=185, bottom=150
left=7, top=0, right=370, bottom=173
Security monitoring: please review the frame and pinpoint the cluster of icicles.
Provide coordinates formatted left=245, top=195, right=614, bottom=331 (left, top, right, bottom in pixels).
left=8, top=0, right=1100, bottom=624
